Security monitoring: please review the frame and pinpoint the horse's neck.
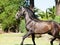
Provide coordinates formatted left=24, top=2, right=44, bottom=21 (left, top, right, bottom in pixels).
left=24, top=8, right=39, bottom=25
left=25, top=13, right=32, bottom=25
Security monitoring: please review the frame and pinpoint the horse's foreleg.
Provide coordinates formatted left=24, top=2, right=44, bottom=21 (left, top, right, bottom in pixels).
left=20, top=32, right=31, bottom=45
left=58, top=36, right=60, bottom=45
left=50, top=37, right=56, bottom=45
left=31, top=34, right=36, bottom=45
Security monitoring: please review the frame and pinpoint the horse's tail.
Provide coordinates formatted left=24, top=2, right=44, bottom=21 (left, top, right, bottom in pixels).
left=58, top=23, right=60, bottom=31
left=53, top=21, right=60, bottom=31
left=55, top=22, right=60, bottom=32
left=56, top=23, right=60, bottom=38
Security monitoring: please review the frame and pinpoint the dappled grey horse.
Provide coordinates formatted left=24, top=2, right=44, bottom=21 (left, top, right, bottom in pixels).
left=15, top=6, right=60, bottom=45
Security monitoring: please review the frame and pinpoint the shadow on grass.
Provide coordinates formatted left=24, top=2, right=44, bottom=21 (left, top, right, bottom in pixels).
left=15, top=44, right=19, bottom=45
left=24, top=44, right=33, bottom=45
left=15, top=44, right=33, bottom=45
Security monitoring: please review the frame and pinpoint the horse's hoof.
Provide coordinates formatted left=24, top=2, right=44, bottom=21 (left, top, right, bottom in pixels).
left=59, top=44, right=60, bottom=45
left=34, top=44, right=36, bottom=45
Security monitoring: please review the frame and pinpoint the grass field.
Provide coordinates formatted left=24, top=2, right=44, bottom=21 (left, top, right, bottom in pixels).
left=0, top=33, right=59, bottom=45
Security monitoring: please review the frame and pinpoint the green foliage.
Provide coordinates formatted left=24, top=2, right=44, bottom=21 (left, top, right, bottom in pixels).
left=19, top=19, right=26, bottom=33
left=35, top=6, right=56, bottom=21
left=54, top=16, right=60, bottom=23
left=47, top=6, right=56, bottom=19
left=0, top=0, right=24, bottom=32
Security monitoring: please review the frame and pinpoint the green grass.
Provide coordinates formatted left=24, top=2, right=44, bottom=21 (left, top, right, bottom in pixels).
left=0, top=33, right=59, bottom=45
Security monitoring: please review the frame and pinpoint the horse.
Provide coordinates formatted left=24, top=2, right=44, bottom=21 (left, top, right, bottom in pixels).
left=15, top=6, right=60, bottom=45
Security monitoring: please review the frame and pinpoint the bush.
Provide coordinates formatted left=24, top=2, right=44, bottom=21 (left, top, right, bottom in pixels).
left=0, top=0, right=24, bottom=32
left=19, top=19, right=26, bottom=33
left=54, top=16, right=60, bottom=23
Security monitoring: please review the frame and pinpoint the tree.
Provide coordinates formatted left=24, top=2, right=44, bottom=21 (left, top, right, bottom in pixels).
left=35, top=6, right=56, bottom=20
left=0, top=0, right=24, bottom=32
left=47, top=6, right=56, bottom=19
left=24, top=0, right=34, bottom=11
left=55, top=0, right=60, bottom=15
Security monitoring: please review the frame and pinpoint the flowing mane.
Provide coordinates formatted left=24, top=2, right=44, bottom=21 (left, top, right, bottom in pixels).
left=24, top=7, right=40, bottom=22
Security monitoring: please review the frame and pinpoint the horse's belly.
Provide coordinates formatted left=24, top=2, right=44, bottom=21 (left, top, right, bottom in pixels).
left=35, top=28, right=48, bottom=33
left=34, top=23, right=51, bottom=33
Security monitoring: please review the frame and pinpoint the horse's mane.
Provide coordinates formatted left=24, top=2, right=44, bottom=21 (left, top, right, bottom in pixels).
left=24, top=7, right=40, bottom=22
left=23, top=7, right=54, bottom=22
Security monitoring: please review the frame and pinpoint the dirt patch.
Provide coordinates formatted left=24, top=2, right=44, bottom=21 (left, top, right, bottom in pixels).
left=0, top=30, right=4, bottom=34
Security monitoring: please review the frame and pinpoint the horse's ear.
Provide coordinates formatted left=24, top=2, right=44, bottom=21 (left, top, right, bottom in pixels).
left=22, top=6, right=24, bottom=8
left=21, top=6, right=25, bottom=10
left=18, top=6, right=23, bottom=11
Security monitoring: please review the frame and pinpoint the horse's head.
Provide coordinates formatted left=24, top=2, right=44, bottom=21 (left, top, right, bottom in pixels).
left=15, top=6, right=26, bottom=20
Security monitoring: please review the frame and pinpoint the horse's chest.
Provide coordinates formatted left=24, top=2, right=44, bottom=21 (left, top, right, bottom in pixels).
left=26, top=21, right=35, bottom=30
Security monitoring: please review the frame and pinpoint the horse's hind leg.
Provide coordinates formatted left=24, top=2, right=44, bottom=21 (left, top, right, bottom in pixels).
left=58, top=36, right=60, bottom=45
left=50, top=37, right=56, bottom=45
left=20, top=31, right=31, bottom=45
left=31, top=34, right=36, bottom=45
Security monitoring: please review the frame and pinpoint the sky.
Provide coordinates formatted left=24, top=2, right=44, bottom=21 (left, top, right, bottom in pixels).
left=35, top=0, right=55, bottom=11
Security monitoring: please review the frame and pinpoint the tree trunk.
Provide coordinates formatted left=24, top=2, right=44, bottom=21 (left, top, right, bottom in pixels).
left=30, top=0, right=34, bottom=11
left=55, top=0, right=60, bottom=16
